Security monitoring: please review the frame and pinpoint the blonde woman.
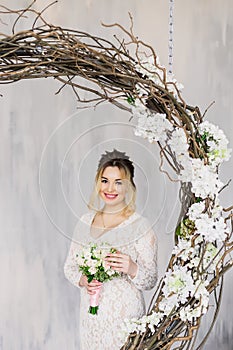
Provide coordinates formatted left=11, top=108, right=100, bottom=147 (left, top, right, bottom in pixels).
left=64, top=149, right=157, bottom=350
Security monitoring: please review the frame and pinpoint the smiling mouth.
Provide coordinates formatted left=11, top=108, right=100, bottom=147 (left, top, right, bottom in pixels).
left=104, top=193, right=118, bottom=199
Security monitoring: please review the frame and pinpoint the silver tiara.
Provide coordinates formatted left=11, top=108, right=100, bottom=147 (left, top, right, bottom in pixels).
left=97, top=148, right=132, bottom=171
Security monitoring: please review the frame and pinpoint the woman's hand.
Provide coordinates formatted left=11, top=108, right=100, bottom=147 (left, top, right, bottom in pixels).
left=104, top=251, right=138, bottom=279
left=79, top=275, right=102, bottom=295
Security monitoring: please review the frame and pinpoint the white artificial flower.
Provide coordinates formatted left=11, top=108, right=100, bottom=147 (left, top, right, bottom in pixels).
left=135, top=83, right=149, bottom=97
left=135, top=57, right=165, bottom=88
left=135, top=56, right=184, bottom=100
left=86, top=258, right=98, bottom=268
left=172, top=239, right=198, bottom=263
left=193, top=280, right=209, bottom=310
left=122, top=311, right=164, bottom=338
left=89, top=266, right=97, bottom=275
left=195, top=214, right=227, bottom=243
left=172, top=238, right=192, bottom=255
left=187, top=257, right=200, bottom=269
left=187, top=202, right=205, bottom=221
left=180, top=279, right=209, bottom=321
left=107, top=268, right=116, bottom=276
left=203, top=243, right=221, bottom=273
left=166, top=73, right=184, bottom=98
left=210, top=203, right=223, bottom=218
left=178, top=157, right=193, bottom=182
left=163, top=266, right=195, bottom=304
left=82, top=249, right=92, bottom=260
left=121, top=318, right=138, bottom=341
left=159, top=294, right=179, bottom=315
left=133, top=98, right=147, bottom=113
left=133, top=106, right=173, bottom=143
left=198, top=121, right=232, bottom=166
left=168, top=127, right=189, bottom=162
left=76, top=255, right=85, bottom=265
left=180, top=305, right=202, bottom=322
left=148, top=311, right=164, bottom=328
left=179, top=158, right=223, bottom=199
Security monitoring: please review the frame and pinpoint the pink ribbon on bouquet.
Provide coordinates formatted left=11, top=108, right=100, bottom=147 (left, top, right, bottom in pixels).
left=90, top=283, right=102, bottom=310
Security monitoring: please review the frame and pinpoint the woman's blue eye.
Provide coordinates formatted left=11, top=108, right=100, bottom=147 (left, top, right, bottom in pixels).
left=101, top=179, right=108, bottom=183
left=116, top=181, right=122, bottom=186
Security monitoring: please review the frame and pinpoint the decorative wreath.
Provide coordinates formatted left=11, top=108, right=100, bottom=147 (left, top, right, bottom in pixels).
left=0, top=2, right=232, bottom=349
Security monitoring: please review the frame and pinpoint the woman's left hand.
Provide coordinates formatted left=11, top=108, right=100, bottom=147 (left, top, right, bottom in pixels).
left=104, top=251, right=138, bottom=279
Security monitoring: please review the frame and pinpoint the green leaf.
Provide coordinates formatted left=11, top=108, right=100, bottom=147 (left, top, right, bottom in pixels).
left=126, top=96, right=135, bottom=105
left=88, top=275, right=94, bottom=283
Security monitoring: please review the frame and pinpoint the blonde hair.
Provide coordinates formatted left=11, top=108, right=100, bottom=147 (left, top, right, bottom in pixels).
left=88, top=160, right=136, bottom=217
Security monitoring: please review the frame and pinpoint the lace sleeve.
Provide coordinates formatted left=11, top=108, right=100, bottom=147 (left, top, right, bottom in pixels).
left=129, top=227, right=158, bottom=291
left=64, top=238, right=83, bottom=289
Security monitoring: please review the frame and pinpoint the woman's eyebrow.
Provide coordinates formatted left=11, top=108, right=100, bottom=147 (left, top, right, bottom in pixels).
left=101, top=176, right=122, bottom=181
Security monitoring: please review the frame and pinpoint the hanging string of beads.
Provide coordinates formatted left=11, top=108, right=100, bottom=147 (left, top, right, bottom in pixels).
left=168, top=0, right=174, bottom=75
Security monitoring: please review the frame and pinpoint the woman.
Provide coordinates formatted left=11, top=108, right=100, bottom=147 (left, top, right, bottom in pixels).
left=64, top=149, right=157, bottom=350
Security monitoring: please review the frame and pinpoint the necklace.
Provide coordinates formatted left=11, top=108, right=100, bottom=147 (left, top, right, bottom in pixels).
left=100, top=210, right=123, bottom=229
left=101, top=211, right=106, bottom=228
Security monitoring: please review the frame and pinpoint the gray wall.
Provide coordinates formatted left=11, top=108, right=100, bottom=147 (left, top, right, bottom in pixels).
left=0, top=1, right=232, bottom=349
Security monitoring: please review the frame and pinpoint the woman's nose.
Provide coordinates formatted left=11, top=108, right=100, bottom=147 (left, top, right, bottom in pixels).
left=107, top=182, right=115, bottom=192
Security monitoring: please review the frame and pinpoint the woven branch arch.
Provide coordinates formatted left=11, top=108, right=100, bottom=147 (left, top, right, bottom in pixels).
left=0, top=2, right=233, bottom=349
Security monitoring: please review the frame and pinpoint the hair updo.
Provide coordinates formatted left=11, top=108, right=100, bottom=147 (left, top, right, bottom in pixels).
left=87, top=149, right=136, bottom=216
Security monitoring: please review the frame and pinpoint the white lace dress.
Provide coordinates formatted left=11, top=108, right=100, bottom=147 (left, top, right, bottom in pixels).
left=64, top=211, right=157, bottom=350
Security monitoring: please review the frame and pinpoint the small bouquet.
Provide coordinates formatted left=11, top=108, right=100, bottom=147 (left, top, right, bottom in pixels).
left=76, top=243, right=120, bottom=315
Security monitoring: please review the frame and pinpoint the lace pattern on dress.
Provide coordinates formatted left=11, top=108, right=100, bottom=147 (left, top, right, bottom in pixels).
left=64, top=211, right=158, bottom=349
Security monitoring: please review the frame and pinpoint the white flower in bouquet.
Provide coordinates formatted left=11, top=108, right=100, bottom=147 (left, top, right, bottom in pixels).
left=76, top=243, right=121, bottom=315
left=77, top=243, right=121, bottom=282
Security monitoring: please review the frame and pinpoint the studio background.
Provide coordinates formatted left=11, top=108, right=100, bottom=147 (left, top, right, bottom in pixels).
left=0, top=1, right=232, bottom=349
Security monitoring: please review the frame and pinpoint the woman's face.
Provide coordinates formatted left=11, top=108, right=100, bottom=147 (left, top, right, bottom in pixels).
left=99, top=166, right=128, bottom=208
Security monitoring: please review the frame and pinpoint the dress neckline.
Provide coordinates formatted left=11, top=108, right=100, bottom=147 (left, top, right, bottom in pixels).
left=88, top=211, right=139, bottom=240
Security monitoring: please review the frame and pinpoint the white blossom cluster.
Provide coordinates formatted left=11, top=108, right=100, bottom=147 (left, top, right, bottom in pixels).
left=121, top=311, right=163, bottom=340
left=161, top=264, right=209, bottom=321
left=187, top=201, right=228, bottom=243
left=163, top=266, right=195, bottom=303
left=198, top=120, right=232, bottom=167
left=180, top=280, right=209, bottom=322
left=122, top=263, right=210, bottom=337
left=179, top=158, right=223, bottom=199
left=135, top=56, right=184, bottom=99
left=173, top=236, right=223, bottom=274
left=133, top=100, right=173, bottom=143
left=167, top=127, right=190, bottom=163
left=126, top=59, right=232, bottom=342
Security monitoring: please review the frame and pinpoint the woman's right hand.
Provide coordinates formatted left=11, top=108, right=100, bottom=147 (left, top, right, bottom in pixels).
left=79, top=275, right=102, bottom=295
